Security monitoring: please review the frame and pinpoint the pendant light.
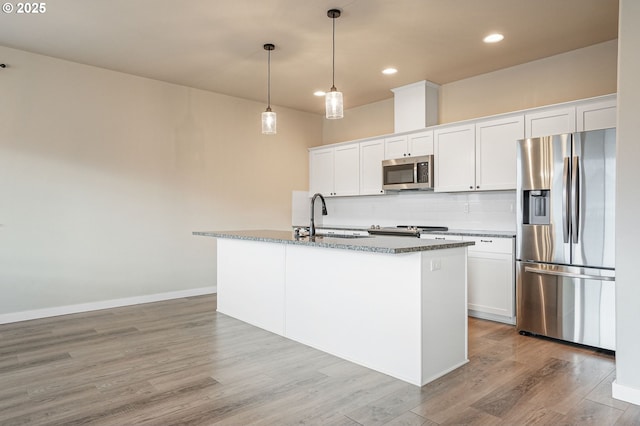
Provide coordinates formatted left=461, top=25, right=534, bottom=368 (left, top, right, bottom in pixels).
left=326, top=9, right=343, bottom=119
left=261, top=43, right=276, bottom=134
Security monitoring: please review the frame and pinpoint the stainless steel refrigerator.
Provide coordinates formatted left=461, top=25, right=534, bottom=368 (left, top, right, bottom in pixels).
left=516, top=129, right=616, bottom=350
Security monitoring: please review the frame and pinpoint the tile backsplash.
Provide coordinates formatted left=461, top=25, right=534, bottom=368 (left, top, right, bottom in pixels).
left=296, top=190, right=516, bottom=231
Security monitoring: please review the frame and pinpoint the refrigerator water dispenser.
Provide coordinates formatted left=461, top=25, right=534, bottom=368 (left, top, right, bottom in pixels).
left=523, top=190, right=550, bottom=225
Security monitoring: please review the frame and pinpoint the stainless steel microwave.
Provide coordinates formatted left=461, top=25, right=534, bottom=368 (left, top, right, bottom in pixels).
left=382, top=155, right=434, bottom=190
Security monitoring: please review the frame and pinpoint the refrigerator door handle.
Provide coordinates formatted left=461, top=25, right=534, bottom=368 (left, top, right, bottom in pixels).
left=524, top=266, right=615, bottom=281
left=571, top=156, right=580, bottom=243
left=562, top=157, right=571, bottom=243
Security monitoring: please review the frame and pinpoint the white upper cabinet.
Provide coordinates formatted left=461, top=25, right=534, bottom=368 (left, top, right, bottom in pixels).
left=384, top=130, right=433, bottom=159
left=434, top=124, right=476, bottom=192
left=475, top=115, right=524, bottom=191
left=311, top=94, right=616, bottom=196
left=576, top=98, right=617, bottom=131
left=384, top=135, right=409, bottom=159
left=360, top=139, right=385, bottom=195
left=309, top=147, right=334, bottom=196
left=435, top=117, right=523, bottom=192
left=408, top=130, right=434, bottom=156
left=333, top=144, right=360, bottom=196
left=309, top=144, right=359, bottom=197
left=525, top=106, right=576, bottom=138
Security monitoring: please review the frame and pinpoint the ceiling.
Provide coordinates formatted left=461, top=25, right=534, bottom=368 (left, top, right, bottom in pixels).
left=0, top=0, right=619, bottom=114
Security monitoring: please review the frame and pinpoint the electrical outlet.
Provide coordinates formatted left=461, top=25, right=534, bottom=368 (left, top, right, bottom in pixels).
left=430, top=259, right=442, bottom=271
left=464, top=203, right=469, bottom=213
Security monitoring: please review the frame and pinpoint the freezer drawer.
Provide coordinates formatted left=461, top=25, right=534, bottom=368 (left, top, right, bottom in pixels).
left=516, top=261, right=615, bottom=350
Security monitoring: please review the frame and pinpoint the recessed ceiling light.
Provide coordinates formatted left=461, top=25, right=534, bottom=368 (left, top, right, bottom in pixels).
left=382, top=68, right=398, bottom=75
left=483, top=33, right=504, bottom=43
left=314, top=90, right=326, bottom=97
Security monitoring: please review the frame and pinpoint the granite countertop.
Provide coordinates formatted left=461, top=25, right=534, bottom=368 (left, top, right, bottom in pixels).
left=194, top=230, right=474, bottom=254
left=421, top=229, right=516, bottom=238
left=308, top=225, right=516, bottom=239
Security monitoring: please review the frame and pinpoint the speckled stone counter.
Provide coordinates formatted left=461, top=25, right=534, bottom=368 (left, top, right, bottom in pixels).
left=193, top=230, right=474, bottom=254
left=421, top=229, right=515, bottom=238
left=306, top=226, right=516, bottom=239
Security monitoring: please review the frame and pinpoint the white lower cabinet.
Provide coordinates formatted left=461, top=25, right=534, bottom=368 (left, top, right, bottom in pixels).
left=421, top=234, right=516, bottom=324
left=464, top=236, right=515, bottom=324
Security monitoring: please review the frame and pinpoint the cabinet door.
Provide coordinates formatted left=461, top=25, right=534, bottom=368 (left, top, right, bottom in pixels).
left=384, top=135, right=409, bottom=159
left=467, top=253, right=514, bottom=318
left=360, top=139, right=385, bottom=195
left=309, top=148, right=334, bottom=195
left=408, top=130, right=434, bottom=156
left=576, top=98, right=617, bottom=131
left=525, top=107, right=576, bottom=138
left=333, top=144, right=360, bottom=196
left=475, top=115, right=524, bottom=191
left=434, top=124, right=475, bottom=192
left=464, top=236, right=515, bottom=323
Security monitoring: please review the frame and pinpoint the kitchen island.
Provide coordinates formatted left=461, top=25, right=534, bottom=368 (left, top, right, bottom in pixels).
left=194, top=230, right=474, bottom=386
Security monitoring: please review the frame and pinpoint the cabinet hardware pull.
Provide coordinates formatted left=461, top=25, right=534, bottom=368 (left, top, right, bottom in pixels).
left=480, top=239, right=492, bottom=243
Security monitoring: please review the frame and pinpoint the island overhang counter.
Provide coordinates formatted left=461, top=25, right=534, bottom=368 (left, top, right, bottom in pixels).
left=194, top=230, right=474, bottom=386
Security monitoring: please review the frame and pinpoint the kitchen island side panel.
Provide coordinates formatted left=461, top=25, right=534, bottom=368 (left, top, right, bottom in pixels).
left=421, top=248, right=469, bottom=384
left=285, top=245, right=423, bottom=385
left=216, top=238, right=286, bottom=335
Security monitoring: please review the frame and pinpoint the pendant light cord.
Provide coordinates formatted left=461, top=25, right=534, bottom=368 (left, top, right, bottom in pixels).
left=264, top=43, right=274, bottom=112
left=267, top=48, right=271, bottom=109
left=331, top=14, right=336, bottom=91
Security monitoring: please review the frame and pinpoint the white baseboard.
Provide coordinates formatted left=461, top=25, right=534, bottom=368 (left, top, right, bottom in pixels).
left=468, top=310, right=516, bottom=325
left=0, top=286, right=217, bottom=325
left=612, top=380, right=640, bottom=406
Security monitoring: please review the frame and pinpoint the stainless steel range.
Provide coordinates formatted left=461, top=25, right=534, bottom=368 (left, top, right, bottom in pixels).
left=368, top=225, right=448, bottom=237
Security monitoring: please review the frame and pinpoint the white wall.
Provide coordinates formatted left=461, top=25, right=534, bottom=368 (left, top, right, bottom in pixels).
left=0, top=46, right=321, bottom=320
left=613, top=0, right=640, bottom=406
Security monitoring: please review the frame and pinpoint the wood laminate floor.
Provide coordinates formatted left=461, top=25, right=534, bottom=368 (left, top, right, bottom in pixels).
left=1, top=294, right=638, bottom=425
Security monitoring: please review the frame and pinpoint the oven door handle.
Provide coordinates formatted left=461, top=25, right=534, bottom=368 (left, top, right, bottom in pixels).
left=524, top=266, right=615, bottom=281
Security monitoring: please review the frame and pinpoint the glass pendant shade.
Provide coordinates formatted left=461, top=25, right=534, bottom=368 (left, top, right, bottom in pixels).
left=325, top=89, right=343, bottom=119
left=262, top=109, right=276, bottom=134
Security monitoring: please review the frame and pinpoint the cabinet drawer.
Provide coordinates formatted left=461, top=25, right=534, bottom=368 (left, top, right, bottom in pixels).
left=463, top=236, right=513, bottom=254
left=420, top=234, right=463, bottom=241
